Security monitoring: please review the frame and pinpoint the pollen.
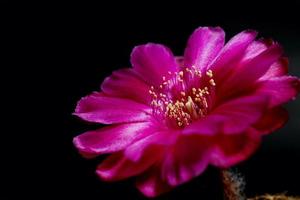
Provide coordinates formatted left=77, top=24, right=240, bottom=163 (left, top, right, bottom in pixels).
left=209, top=79, right=216, bottom=86
left=206, top=69, right=213, bottom=78
left=149, top=68, right=216, bottom=128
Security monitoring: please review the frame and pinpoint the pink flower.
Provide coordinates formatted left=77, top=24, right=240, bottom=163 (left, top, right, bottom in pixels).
left=73, top=27, right=300, bottom=197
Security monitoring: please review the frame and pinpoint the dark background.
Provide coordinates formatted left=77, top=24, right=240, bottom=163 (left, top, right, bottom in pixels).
left=6, top=2, right=300, bottom=199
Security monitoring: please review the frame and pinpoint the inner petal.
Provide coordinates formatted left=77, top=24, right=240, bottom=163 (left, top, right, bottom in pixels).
left=149, top=66, right=216, bottom=128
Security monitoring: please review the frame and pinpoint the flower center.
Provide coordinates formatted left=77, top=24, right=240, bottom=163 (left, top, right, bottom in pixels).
left=149, top=66, right=216, bottom=128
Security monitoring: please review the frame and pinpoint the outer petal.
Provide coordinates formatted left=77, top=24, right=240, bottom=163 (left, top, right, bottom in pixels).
left=240, top=40, right=269, bottom=62
left=161, top=135, right=211, bottom=186
left=136, top=166, right=172, bottom=198
left=183, top=27, right=225, bottom=70
left=73, top=121, right=155, bottom=158
left=209, top=30, right=257, bottom=83
left=124, top=130, right=176, bottom=162
left=130, top=43, right=178, bottom=86
left=101, top=68, right=151, bottom=104
left=183, top=95, right=269, bottom=136
left=219, top=43, right=283, bottom=98
left=255, top=76, right=300, bottom=107
left=253, top=107, right=288, bottom=135
left=96, top=147, right=161, bottom=181
left=259, top=57, right=288, bottom=80
left=210, top=128, right=261, bottom=168
left=74, top=92, right=151, bottom=124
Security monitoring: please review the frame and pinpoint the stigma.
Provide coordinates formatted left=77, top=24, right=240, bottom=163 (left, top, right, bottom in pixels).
left=149, top=66, right=216, bottom=128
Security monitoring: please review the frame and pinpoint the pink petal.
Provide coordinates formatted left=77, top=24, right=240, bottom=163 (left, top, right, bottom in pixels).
left=130, top=43, right=178, bottom=86
left=255, top=76, right=300, bottom=107
left=183, top=26, right=225, bottom=70
left=101, top=68, right=151, bottom=104
left=74, top=92, right=151, bottom=124
left=161, top=135, right=211, bottom=186
left=259, top=57, right=288, bottom=80
left=96, top=149, right=160, bottom=181
left=209, top=30, right=257, bottom=84
left=124, top=130, right=176, bottom=162
left=254, top=107, right=288, bottom=135
left=219, top=43, right=283, bottom=98
left=136, top=166, right=172, bottom=198
left=183, top=95, right=269, bottom=136
left=209, top=128, right=261, bottom=168
left=240, top=39, right=273, bottom=62
left=73, top=121, right=155, bottom=158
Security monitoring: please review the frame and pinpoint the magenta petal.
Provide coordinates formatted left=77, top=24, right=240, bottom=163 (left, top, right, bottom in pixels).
left=220, top=43, right=283, bottom=97
left=101, top=68, right=151, bottom=104
left=259, top=57, right=288, bottom=80
left=136, top=167, right=172, bottom=198
left=210, top=129, right=261, bottom=168
left=209, top=30, right=257, bottom=83
left=254, top=107, right=288, bottom=135
left=130, top=43, right=178, bottom=86
left=240, top=39, right=277, bottom=63
left=124, top=130, right=175, bottom=162
left=74, top=92, right=151, bottom=124
left=96, top=149, right=160, bottom=181
left=183, top=95, right=269, bottom=136
left=255, top=76, right=300, bottom=107
left=73, top=122, right=155, bottom=158
left=161, top=135, right=210, bottom=186
left=184, top=26, right=225, bottom=70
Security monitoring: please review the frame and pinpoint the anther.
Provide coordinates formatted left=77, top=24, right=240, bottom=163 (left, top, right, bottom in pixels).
left=209, top=79, right=216, bottom=86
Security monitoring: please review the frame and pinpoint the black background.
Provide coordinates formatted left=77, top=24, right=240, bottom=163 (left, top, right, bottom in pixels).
left=5, top=2, right=300, bottom=199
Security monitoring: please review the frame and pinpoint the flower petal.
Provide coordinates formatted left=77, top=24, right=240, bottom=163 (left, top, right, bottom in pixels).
left=136, top=166, right=172, bottom=198
left=73, top=121, right=155, bottom=158
left=124, top=130, right=176, bottom=162
left=184, top=26, right=225, bottom=70
left=255, top=76, right=300, bottom=107
left=161, top=135, right=211, bottom=186
left=130, top=43, right=178, bottom=86
left=253, top=107, right=288, bottom=135
left=210, top=128, right=261, bottom=168
left=183, top=95, right=269, bottom=136
left=74, top=92, right=151, bottom=124
left=240, top=39, right=276, bottom=63
left=209, top=30, right=257, bottom=83
left=96, top=148, right=161, bottom=181
left=259, top=57, right=288, bottom=80
left=101, top=68, right=151, bottom=104
left=219, top=43, right=283, bottom=98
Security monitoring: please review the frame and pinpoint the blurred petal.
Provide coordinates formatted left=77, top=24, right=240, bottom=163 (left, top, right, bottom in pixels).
left=255, top=76, right=300, bottom=107
left=130, top=43, right=178, bottom=86
left=259, top=57, right=288, bottom=80
left=184, top=27, right=225, bottom=70
left=101, top=68, right=151, bottom=104
left=124, top=130, right=176, bottom=162
left=219, top=43, right=283, bottom=98
left=136, top=166, right=172, bottom=198
left=240, top=40, right=269, bottom=62
left=209, top=30, right=257, bottom=83
left=74, top=92, right=151, bottom=124
left=73, top=121, right=155, bottom=158
left=210, top=128, right=261, bottom=168
left=96, top=148, right=161, bottom=181
left=254, top=107, right=288, bottom=135
left=161, top=135, right=211, bottom=186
